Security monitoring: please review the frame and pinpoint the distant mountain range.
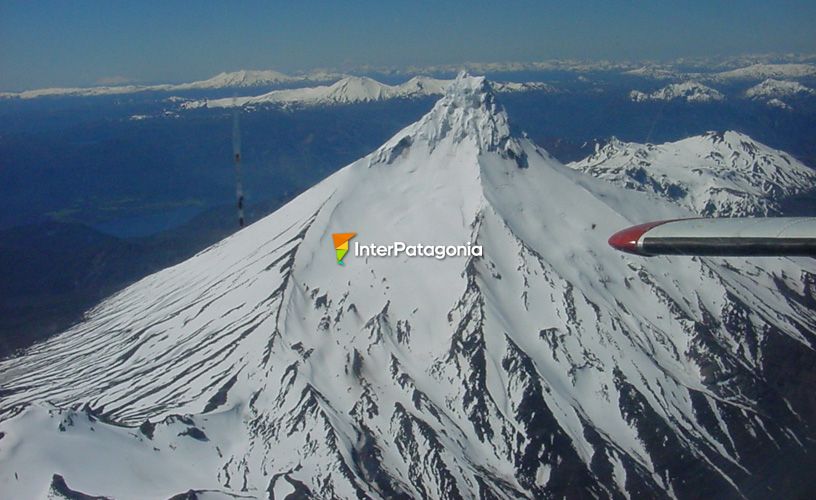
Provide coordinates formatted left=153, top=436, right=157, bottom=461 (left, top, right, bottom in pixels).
left=626, top=77, right=816, bottom=110
left=3, top=57, right=815, bottom=100
left=0, top=69, right=347, bottom=99
left=624, top=61, right=816, bottom=82
left=180, top=76, right=557, bottom=110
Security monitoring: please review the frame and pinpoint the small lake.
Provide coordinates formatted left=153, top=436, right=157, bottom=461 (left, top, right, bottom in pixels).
left=92, top=205, right=204, bottom=238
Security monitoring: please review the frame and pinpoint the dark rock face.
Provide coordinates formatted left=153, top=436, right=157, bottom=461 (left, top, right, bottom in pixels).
left=50, top=474, right=111, bottom=500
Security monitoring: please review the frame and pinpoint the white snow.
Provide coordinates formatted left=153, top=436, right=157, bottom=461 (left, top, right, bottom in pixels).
left=568, top=131, right=816, bottom=216
left=173, top=69, right=297, bottom=89
left=629, top=81, right=724, bottom=103
left=745, top=79, right=815, bottom=99
left=743, top=79, right=815, bottom=110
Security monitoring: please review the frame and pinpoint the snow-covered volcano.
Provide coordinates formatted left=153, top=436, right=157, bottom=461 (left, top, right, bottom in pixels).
left=2, top=74, right=816, bottom=499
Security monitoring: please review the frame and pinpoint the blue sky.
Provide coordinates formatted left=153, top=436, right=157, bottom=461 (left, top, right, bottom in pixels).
left=1, top=0, right=814, bottom=90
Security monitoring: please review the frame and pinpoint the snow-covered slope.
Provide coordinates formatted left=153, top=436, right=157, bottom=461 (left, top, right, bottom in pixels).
left=2, top=74, right=816, bottom=499
left=173, top=69, right=297, bottom=89
left=569, top=131, right=816, bottom=216
left=181, top=76, right=555, bottom=109
left=744, top=79, right=815, bottom=110
left=629, top=81, right=724, bottom=103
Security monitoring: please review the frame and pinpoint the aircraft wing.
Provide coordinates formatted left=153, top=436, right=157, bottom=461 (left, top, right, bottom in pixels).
left=608, top=217, right=816, bottom=257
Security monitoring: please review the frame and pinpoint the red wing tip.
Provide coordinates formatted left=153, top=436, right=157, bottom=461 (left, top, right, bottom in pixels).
left=608, top=220, right=672, bottom=255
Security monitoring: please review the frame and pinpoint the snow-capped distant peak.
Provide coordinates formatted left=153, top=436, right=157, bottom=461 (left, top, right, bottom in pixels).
left=715, top=63, right=816, bottom=80
left=743, top=79, right=815, bottom=111
left=624, top=65, right=681, bottom=80
left=570, top=130, right=816, bottom=216
left=745, top=78, right=815, bottom=99
left=323, top=76, right=394, bottom=102
left=397, top=75, right=451, bottom=94
left=766, top=98, right=792, bottom=110
left=630, top=81, right=724, bottom=103
left=179, top=69, right=296, bottom=88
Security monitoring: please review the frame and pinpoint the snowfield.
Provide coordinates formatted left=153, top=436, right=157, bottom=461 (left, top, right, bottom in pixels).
left=568, top=131, right=816, bottom=216
left=1, top=74, right=815, bottom=499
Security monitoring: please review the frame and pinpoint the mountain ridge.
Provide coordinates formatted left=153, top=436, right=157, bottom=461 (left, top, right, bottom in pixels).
left=569, top=130, right=816, bottom=216
left=180, top=75, right=556, bottom=110
left=0, top=69, right=347, bottom=99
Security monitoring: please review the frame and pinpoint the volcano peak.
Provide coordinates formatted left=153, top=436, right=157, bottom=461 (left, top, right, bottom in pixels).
left=372, top=72, right=528, bottom=167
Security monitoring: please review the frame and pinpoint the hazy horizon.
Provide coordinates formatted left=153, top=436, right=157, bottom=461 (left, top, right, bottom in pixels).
left=2, top=0, right=816, bottom=91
